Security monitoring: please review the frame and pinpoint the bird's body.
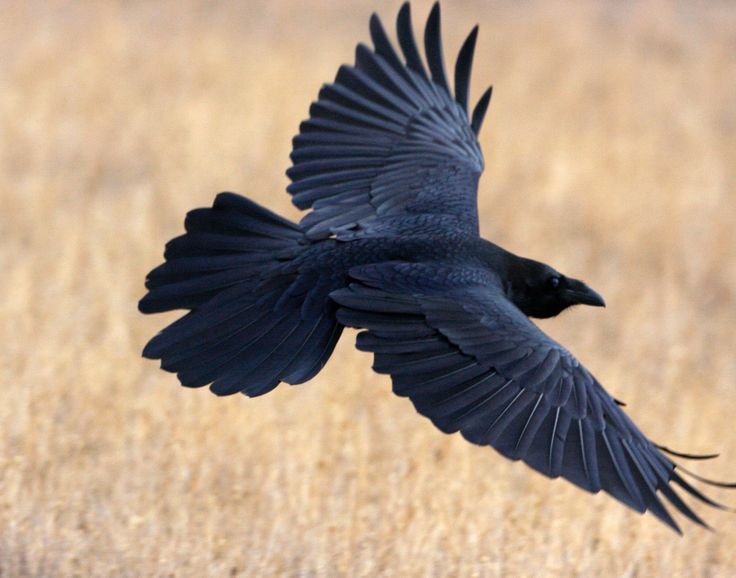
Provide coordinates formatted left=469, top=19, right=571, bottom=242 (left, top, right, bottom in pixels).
left=140, top=2, right=732, bottom=532
left=298, top=232, right=490, bottom=273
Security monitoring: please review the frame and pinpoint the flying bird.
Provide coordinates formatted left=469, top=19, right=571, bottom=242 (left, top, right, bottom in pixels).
left=139, top=2, right=733, bottom=532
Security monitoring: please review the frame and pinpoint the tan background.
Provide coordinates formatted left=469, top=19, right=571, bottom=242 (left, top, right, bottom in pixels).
left=2, top=0, right=735, bottom=575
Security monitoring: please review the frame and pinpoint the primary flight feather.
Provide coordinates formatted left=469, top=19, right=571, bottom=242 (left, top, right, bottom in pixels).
left=140, top=2, right=733, bottom=533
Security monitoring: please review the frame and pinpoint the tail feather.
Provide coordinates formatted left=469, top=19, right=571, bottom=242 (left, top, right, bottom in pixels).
left=142, top=284, right=261, bottom=359
left=163, top=231, right=297, bottom=262
left=172, top=291, right=289, bottom=377
left=141, top=194, right=302, bottom=314
left=282, top=316, right=343, bottom=385
left=140, top=268, right=266, bottom=313
left=178, top=307, right=294, bottom=390
left=185, top=193, right=303, bottom=238
left=210, top=309, right=331, bottom=396
left=140, top=192, right=343, bottom=396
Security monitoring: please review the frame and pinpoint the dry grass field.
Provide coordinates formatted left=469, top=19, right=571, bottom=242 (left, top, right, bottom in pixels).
left=2, top=0, right=736, bottom=575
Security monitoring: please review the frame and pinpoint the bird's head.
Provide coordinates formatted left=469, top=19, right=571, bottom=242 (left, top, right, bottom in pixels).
left=507, top=258, right=606, bottom=319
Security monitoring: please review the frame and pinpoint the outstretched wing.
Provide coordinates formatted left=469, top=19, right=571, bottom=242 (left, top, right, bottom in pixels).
left=287, top=2, right=493, bottom=240
left=331, top=262, right=730, bottom=532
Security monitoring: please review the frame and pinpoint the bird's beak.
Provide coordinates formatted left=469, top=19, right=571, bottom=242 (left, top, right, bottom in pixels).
left=565, top=279, right=606, bottom=308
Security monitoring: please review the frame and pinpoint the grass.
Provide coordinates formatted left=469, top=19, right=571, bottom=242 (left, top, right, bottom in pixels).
left=2, top=0, right=735, bottom=575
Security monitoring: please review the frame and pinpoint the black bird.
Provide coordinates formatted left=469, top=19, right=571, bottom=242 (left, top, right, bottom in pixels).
left=140, top=3, right=733, bottom=532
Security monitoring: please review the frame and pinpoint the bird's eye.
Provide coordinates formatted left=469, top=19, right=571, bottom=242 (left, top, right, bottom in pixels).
left=549, top=276, right=560, bottom=289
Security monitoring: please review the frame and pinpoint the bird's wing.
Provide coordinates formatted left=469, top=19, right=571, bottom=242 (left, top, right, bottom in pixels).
left=287, top=2, right=492, bottom=240
left=331, top=262, right=731, bottom=532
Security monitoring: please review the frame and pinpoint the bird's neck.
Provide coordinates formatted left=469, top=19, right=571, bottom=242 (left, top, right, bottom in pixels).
left=478, top=239, right=539, bottom=304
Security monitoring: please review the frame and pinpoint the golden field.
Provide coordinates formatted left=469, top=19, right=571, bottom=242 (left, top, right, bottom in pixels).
left=2, top=0, right=735, bottom=575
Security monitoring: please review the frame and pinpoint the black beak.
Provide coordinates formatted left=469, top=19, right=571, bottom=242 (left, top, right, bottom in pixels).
left=565, top=279, right=606, bottom=308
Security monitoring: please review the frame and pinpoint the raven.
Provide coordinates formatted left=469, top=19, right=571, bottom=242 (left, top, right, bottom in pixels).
left=140, top=2, right=733, bottom=532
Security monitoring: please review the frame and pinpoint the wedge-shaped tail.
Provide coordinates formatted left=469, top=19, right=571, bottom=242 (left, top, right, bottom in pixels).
left=139, top=193, right=342, bottom=396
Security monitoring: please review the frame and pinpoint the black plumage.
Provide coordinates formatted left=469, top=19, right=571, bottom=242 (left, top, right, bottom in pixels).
left=140, top=2, right=733, bottom=532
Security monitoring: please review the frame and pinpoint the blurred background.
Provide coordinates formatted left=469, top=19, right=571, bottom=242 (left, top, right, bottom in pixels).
left=2, top=0, right=735, bottom=575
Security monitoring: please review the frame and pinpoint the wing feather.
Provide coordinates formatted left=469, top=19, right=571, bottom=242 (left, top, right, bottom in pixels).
left=424, top=3, right=450, bottom=93
left=471, top=85, right=493, bottom=136
left=331, top=263, right=731, bottom=531
left=288, top=3, right=489, bottom=239
left=397, top=3, right=429, bottom=79
left=454, top=26, right=479, bottom=114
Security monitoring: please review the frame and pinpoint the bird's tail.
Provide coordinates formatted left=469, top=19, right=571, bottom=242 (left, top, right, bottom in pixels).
left=139, top=192, right=342, bottom=396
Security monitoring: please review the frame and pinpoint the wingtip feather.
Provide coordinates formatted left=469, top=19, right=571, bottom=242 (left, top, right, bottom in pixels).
left=471, top=85, right=493, bottom=135
left=454, top=25, right=479, bottom=113
left=396, top=2, right=428, bottom=78
left=424, top=2, right=450, bottom=93
left=655, top=444, right=720, bottom=461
